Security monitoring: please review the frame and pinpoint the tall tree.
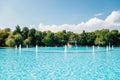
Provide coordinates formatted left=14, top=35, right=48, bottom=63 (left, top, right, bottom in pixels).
left=22, top=27, right=29, bottom=39
left=79, top=30, right=87, bottom=46
left=35, top=31, right=43, bottom=46
left=0, top=29, right=10, bottom=46
left=86, top=32, right=96, bottom=46
left=54, top=30, right=69, bottom=46
left=6, top=38, right=16, bottom=47
left=95, top=29, right=109, bottom=46
left=13, top=25, right=21, bottom=35
left=14, top=34, right=23, bottom=47
left=28, top=28, right=36, bottom=46
left=23, top=38, right=31, bottom=47
left=42, top=31, right=54, bottom=46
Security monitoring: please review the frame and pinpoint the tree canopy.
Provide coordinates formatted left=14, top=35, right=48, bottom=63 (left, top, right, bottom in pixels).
left=0, top=25, right=120, bottom=47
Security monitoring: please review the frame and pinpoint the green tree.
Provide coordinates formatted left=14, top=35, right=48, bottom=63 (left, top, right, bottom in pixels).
left=42, top=31, right=54, bottom=46
left=14, top=34, right=23, bottom=47
left=95, top=29, right=110, bottom=46
left=54, top=30, right=69, bottom=46
left=35, top=31, right=43, bottom=46
left=79, top=30, right=87, bottom=46
left=22, top=27, right=29, bottom=39
left=0, top=29, right=10, bottom=46
left=28, top=28, right=36, bottom=46
left=4, top=28, right=11, bottom=32
left=86, top=32, right=96, bottom=46
left=23, top=38, right=31, bottom=46
left=6, top=38, right=16, bottom=47
left=109, top=30, right=119, bottom=46
left=13, top=25, right=21, bottom=35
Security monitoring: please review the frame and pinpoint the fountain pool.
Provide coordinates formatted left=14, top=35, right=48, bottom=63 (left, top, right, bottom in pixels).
left=0, top=47, right=120, bottom=80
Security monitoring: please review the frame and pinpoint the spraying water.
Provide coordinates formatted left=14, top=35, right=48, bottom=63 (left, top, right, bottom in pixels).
left=19, top=44, right=21, bottom=51
left=112, top=45, right=114, bottom=49
left=86, top=45, right=88, bottom=49
left=92, top=45, right=95, bottom=53
left=64, top=45, right=67, bottom=53
left=75, top=41, right=77, bottom=49
left=15, top=45, right=17, bottom=50
left=109, top=43, right=110, bottom=51
left=36, top=45, right=38, bottom=53
left=26, top=45, right=28, bottom=48
left=106, top=46, right=109, bottom=52
left=97, top=45, right=99, bottom=49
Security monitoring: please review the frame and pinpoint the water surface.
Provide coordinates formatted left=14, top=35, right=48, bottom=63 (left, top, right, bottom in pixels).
left=0, top=47, right=120, bottom=80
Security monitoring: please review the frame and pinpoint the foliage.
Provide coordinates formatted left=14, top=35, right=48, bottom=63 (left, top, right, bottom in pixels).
left=13, top=25, right=21, bottom=35
left=14, top=34, right=23, bottom=47
left=42, top=31, right=54, bottom=46
left=0, top=25, right=120, bottom=47
left=28, top=28, right=36, bottom=46
left=5, top=38, right=16, bottom=47
left=0, top=29, right=10, bottom=46
left=22, top=27, right=29, bottom=39
left=23, top=38, right=31, bottom=46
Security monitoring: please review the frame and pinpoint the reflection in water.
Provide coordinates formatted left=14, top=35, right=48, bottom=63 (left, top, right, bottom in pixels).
left=64, top=51, right=67, bottom=59
left=36, top=51, right=38, bottom=58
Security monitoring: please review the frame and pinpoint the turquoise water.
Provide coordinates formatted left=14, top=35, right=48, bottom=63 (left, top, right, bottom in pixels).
left=0, top=47, right=120, bottom=80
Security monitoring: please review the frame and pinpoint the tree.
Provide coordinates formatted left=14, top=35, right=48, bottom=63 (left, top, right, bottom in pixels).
left=23, top=38, right=31, bottom=46
left=13, top=25, right=21, bottom=35
left=54, top=30, right=69, bottom=46
left=79, top=30, right=87, bottom=46
left=95, top=29, right=109, bottom=46
left=109, top=30, right=119, bottom=46
left=4, top=28, right=11, bottom=32
left=0, top=26, right=120, bottom=47
left=42, top=31, right=54, bottom=46
left=6, top=38, right=16, bottom=47
left=0, top=29, right=10, bottom=46
left=14, top=34, right=23, bottom=47
left=86, top=32, right=96, bottom=46
left=35, top=31, right=43, bottom=46
left=22, top=27, right=29, bottom=39
left=28, top=28, right=36, bottom=46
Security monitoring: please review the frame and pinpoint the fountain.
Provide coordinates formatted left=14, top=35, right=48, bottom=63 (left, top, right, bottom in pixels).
left=106, top=46, right=109, bottom=52
left=36, top=45, right=38, bottom=53
left=64, top=45, right=67, bottom=53
left=109, top=43, right=110, bottom=51
left=98, top=41, right=100, bottom=49
left=97, top=45, right=99, bottom=49
left=19, top=44, right=21, bottom=51
left=75, top=41, right=77, bottom=49
left=86, top=45, right=88, bottom=48
left=26, top=45, right=28, bottom=48
left=112, top=45, right=113, bottom=49
left=15, top=45, right=17, bottom=50
left=92, top=45, right=95, bottom=53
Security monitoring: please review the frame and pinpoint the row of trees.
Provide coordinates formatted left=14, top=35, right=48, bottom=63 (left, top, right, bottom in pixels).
left=0, top=25, right=120, bottom=47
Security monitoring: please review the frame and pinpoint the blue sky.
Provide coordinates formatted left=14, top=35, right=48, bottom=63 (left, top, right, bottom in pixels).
left=0, top=0, right=120, bottom=32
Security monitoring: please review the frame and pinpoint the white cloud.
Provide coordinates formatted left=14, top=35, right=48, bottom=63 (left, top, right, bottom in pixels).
left=105, top=11, right=120, bottom=23
left=94, top=13, right=104, bottom=17
left=39, top=10, right=120, bottom=33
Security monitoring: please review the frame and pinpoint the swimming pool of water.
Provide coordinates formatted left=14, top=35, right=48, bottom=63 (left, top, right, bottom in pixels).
left=0, top=47, right=120, bottom=80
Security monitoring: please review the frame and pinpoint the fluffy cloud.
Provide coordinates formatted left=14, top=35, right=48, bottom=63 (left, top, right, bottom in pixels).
left=105, top=11, right=120, bottom=23
left=39, top=11, right=120, bottom=33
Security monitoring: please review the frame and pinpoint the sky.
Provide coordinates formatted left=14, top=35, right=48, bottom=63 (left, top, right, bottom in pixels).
left=0, top=0, right=120, bottom=32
